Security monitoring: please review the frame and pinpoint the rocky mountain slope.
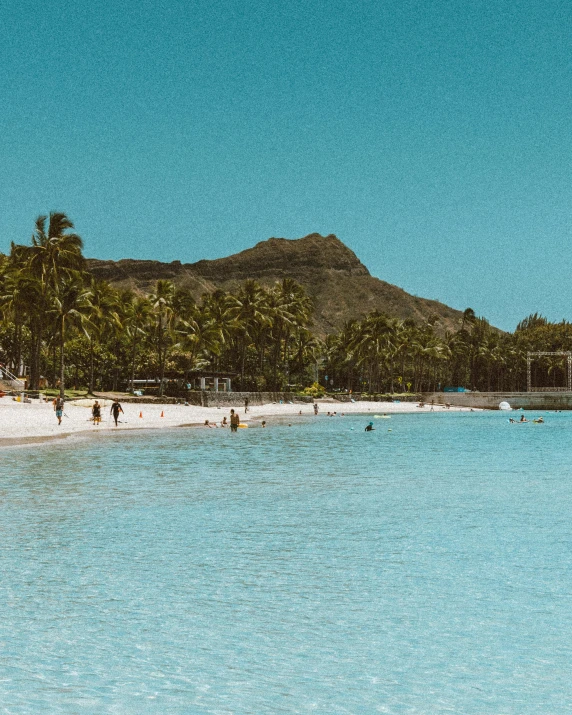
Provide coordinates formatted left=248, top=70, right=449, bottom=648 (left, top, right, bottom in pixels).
left=87, top=233, right=465, bottom=336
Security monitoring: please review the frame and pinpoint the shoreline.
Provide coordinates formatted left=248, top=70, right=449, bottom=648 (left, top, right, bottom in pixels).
left=0, top=396, right=478, bottom=448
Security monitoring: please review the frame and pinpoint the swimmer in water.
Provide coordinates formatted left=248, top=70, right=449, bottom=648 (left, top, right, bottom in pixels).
left=365, top=421, right=375, bottom=432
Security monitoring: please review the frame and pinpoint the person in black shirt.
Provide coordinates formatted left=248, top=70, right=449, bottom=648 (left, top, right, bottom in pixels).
left=110, top=399, right=124, bottom=426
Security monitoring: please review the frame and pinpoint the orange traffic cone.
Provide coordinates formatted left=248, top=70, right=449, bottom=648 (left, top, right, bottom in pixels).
left=139, top=411, right=143, bottom=418
left=161, top=410, right=164, bottom=418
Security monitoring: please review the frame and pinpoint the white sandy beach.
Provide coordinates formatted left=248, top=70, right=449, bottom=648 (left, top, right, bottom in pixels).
left=0, top=396, right=475, bottom=446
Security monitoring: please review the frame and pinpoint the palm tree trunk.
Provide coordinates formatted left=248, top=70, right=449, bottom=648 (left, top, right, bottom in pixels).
left=159, top=345, right=166, bottom=396
left=60, top=316, right=65, bottom=397
left=89, top=337, right=95, bottom=394
left=130, top=336, right=138, bottom=391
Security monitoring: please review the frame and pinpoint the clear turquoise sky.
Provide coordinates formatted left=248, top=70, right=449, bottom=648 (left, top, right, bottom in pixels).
left=1, top=0, right=571, bottom=331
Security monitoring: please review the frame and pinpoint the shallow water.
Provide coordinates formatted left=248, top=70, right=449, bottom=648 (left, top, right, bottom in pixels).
left=1, top=411, right=571, bottom=714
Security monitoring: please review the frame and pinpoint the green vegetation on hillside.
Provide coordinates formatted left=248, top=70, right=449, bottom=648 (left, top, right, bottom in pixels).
left=1, top=213, right=571, bottom=395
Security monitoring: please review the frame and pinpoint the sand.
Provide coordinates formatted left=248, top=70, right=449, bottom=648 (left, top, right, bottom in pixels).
left=0, top=396, right=475, bottom=447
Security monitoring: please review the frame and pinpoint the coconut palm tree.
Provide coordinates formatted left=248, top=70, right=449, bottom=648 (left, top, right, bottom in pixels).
left=82, top=279, right=122, bottom=393
left=149, top=280, right=176, bottom=395
left=51, top=275, right=91, bottom=396
left=8, top=212, right=85, bottom=389
left=176, top=312, right=223, bottom=377
left=122, top=294, right=153, bottom=391
left=234, top=280, right=269, bottom=388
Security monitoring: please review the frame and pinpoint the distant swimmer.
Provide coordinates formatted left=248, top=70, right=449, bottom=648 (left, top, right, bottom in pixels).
left=519, top=414, right=528, bottom=423
left=261, top=420, right=266, bottom=428
left=365, top=421, right=375, bottom=432
left=533, top=417, right=544, bottom=423
left=110, top=399, right=124, bottom=426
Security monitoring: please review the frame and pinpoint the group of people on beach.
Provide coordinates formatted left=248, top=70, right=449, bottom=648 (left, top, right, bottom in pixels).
left=205, top=409, right=268, bottom=430
left=203, top=409, right=241, bottom=430
left=50, top=396, right=322, bottom=430
left=52, top=397, right=124, bottom=426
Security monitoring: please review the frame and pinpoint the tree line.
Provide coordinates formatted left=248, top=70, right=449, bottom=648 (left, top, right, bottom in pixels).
left=1, top=213, right=571, bottom=396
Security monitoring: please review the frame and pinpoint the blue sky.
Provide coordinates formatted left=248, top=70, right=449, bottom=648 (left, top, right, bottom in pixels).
left=1, top=0, right=571, bottom=331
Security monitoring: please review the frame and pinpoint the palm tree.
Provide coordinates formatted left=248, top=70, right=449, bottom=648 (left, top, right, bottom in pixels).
left=122, top=294, right=153, bottom=391
left=51, top=275, right=91, bottom=396
left=8, top=212, right=85, bottom=389
left=84, top=279, right=121, bottom=393
left=234, top=280, right=269, bottom=388
left=149, top=280, right=176, bottom=395
left=176, top=312, right=223, bottom=377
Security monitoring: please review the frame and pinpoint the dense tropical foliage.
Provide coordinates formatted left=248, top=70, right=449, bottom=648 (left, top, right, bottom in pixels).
left=2, top=213, right=572, bottom=396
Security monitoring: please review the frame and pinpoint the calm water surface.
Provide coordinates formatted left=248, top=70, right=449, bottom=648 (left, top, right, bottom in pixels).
left=1, top=411, right=571, bottom=714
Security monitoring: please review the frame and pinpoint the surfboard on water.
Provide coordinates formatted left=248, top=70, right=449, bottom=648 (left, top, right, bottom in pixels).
left=374, top=415, right=391, bottom=419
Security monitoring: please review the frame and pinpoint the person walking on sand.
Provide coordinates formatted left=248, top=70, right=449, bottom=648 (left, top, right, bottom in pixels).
left=244, top=396, right=249, bottom=414
left=230, top=408, right=240, bottom=433
left=110, top=399, right=124, bottom=426
left=53, top=395, right=64, bottom=425
left=92, top=400, right=101, bottom=425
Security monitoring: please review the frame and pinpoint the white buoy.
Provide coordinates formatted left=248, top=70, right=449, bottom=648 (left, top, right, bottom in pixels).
left=499, top=401, right=511, bottom=411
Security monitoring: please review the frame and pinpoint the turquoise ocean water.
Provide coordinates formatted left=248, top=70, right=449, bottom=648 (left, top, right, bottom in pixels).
left=1, top=411, right=571, bottom=714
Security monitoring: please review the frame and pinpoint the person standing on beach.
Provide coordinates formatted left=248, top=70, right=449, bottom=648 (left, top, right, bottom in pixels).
left=53, top=396, right=64, bottom=425
left=110, top=399, right=124, bottom=426
left=244, top=396, right=249, bottom=414
left=92, top=400, right=101, bottom=425
left=230, top=408, right=240, bottom=432
left=313, top=402, right=319, bottom=415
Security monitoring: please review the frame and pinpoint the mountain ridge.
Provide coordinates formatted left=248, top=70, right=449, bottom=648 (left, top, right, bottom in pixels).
left=86, top=233, right=466, bottom=336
